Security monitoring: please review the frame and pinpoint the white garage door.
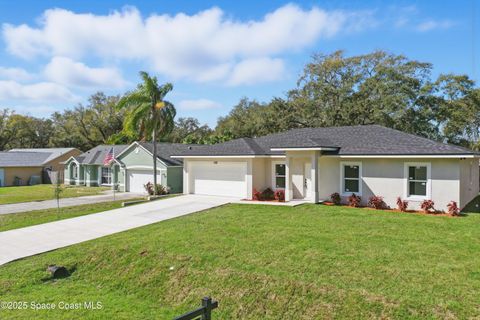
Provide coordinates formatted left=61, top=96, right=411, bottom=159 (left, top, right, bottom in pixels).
left=189, top=161, right=247, bottom=198
left=128, top=170, right=162, bottom=193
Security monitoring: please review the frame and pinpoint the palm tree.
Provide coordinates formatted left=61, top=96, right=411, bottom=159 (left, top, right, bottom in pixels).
left=117, top=71, right=176, bottom=194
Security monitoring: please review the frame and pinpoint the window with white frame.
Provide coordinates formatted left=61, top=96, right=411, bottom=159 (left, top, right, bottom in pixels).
left=274, top=163, right=286, bottom=189
left=341, top=162, right=361, bottom=195
left=406, top=163, right=430, bottom=198
left=101, top=167, right=112, bottom=185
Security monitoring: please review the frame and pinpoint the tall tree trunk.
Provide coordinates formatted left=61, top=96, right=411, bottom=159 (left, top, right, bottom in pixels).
left=152, top=129, right=158, bottom=195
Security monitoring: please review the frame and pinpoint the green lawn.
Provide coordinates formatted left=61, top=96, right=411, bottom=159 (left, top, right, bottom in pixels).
left=0, top=184, right=110, bottom=204
left=0, top=199, right=143, bottom=232
left=1, top=204, right=480, bottom=319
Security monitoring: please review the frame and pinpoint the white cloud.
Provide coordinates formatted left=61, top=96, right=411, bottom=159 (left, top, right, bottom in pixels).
left=0, top=66, right=33, bottom=80
left=44, top=56, right=127, bottom=88
left=416, top=20, right=454, bottom=32
left=177, top=99, right=222, bottom=110
left=2, top=5, right=374, bottom=85
left=0, top=80, right=77, bottom=102
left=227, top=58, right=285, bottom=86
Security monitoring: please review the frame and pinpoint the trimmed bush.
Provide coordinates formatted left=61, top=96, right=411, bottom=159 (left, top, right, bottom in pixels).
left=396, top=197, right=409, bottom=212
left=347, top=193, right=361, bottom=207
left=261, top=188, right=275, bottom=201
left=330, top=192, right=341, bottom=205
left=368, top=195, right=386, bottom=209
left=274, top=190, right=285, bottom=202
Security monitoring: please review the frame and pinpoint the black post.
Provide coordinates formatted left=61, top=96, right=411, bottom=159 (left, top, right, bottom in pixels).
left=201, top=297, right=212, bottom=320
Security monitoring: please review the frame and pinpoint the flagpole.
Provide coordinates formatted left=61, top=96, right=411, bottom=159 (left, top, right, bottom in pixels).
left=112, top=147, right=116, bottom=202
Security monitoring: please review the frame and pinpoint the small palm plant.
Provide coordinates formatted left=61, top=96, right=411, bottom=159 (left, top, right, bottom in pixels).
left=117, top=72, right=176, bottom=194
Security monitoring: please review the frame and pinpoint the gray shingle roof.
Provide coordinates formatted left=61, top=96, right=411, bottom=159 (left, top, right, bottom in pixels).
left=0, top=152, right=51, bottom=167
left=75, top=145, right=129, bottom=165
left=173, top=125, right=478, bottom=156
left=138, top=142, right=197, bottom=166
left=8, top=148, right=79, bottom=164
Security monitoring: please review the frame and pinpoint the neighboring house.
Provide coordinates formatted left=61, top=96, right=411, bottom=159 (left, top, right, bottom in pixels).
left=0, top=148, right=81, bottom=187
left=172, top=125, right=480, bottom=211
left=64, top=142, right=191, bottom=194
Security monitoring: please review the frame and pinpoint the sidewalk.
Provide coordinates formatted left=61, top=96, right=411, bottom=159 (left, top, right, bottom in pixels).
left=0, top=191, right=144, bottom=215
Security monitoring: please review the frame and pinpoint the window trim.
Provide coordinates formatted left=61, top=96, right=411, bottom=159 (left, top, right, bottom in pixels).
left=272, top=161, right=286, bottom=190
left=340, top=161, right=362, bottom=196
left=404, top=162, right=431, bottom=201
left=101, top=166, right=112, bottom=185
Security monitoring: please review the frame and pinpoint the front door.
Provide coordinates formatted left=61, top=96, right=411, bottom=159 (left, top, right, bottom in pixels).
left=304, top=163, right=312, bottom=200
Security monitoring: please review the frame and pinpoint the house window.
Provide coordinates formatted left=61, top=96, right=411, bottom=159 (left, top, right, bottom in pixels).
left=406, top=164, right=430, bottom=198
left=274, top=163, right=286, bottom=189
left=341, top=162, right=362, bottom=195
left=71, top=163, right=78, bottom=179
left=101, top=167, right=112, bottom=185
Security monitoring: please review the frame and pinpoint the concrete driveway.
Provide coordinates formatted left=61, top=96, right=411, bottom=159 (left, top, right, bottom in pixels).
left=0, top=195, right=236, bottom=265
left=0, top=191, right=144, bottom=215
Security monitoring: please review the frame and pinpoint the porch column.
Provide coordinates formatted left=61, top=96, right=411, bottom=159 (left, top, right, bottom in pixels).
left=285, top=154, right=293, bottom=201
left=183, top=160, right=189, bottom=194
left=246, top=159, right=253, bottom=200
left=310, top=151, right=319, bottom=203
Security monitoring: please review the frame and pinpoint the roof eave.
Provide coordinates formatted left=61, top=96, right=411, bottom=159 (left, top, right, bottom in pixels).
left=270, top=147, right=339, bottom=151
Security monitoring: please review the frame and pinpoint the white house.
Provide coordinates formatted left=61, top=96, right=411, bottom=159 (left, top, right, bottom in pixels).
left=172, top=125, right=479, bottom=211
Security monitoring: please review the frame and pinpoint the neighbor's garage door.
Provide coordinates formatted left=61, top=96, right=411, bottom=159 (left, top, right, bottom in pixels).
left=189, top=161, right=247, bottom=198
left=128, top=170, right=161, bottom=193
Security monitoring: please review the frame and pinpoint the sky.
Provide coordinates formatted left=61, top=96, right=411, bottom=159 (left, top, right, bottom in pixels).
left=0, top=0, right=478, bottom=127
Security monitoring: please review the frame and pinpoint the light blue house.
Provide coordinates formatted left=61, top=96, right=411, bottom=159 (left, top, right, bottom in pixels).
left=64, top=142, right=191, bottom=194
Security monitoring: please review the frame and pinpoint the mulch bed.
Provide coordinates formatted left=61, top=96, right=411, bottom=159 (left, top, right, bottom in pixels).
left=322, top=202, right=462, bottom=217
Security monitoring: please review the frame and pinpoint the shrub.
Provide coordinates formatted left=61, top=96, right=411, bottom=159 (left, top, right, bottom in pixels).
left=396, top=197, right=409, bottom=212
left=368, top=195, right=386, bottom=209
left=330, top=192, right=341, bottom=205
left=420, top=199, right=435, bottom=213
left=253, top=188, right=262, bottom=201
left=274, top=189, right=285, bottom=202
left=447, top=201, right=460, bottom=216
left=261, top=188, right=275, bottom=201
left=144, top=182, right=168, bottom=196
left=347, top=193, right=361, bottom=207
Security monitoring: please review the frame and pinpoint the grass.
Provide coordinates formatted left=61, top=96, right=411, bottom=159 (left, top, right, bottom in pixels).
left=0, top=184, right=110, bottom=205
left=1, top=204, right=480, bottom=319
left=0, top=199, right=143, bottom=232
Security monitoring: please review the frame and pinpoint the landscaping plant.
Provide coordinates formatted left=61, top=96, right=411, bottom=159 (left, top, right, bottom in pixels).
left=396, top=197, right=409, bottom=212
left=420, top=200, right=435, bottom=214
left=252, top=188, right=262, bottom=201
left=261, top=188, right=275, bottom=201
left=447, top=201, right=460, bottom=216
left=274, top=189, right=285, bottom=202
left=330, top=192, right=341, bottom=205
left=368, top=195, right=386, bottom=209
left=347, top=193, right=361, bottom=207
left=144, top=182, right=168, bottom=196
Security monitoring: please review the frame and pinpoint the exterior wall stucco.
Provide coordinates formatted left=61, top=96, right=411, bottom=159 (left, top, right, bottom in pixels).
left=318, top=156, right=463, bottom=211
left=44, top=149, right=82, bottom=173
left=166, top=166, right=183, bottom=193
left=3, top=167, right=43, bottom=186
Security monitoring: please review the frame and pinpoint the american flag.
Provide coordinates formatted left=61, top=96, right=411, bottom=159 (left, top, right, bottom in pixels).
left=103, top=147, right=114, bottom=166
